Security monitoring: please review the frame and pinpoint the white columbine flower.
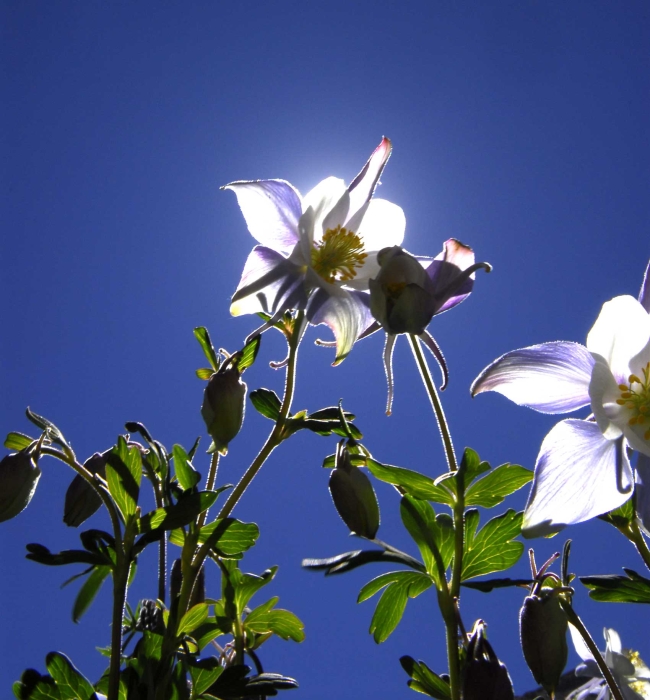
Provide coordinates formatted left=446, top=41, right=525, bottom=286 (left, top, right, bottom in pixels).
left=223, top=137, right=405, bottom=364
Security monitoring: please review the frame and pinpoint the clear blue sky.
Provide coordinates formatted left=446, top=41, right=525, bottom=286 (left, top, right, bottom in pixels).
left=2, top=1, right=649, bottom=697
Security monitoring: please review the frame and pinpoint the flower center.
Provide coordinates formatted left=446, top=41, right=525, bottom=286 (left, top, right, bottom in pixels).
left=311, top=226, right=367, bottom=284
left=617, top=361, right=650, bottom=441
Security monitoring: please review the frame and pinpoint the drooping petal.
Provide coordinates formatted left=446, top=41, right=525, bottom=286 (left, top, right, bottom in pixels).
left=471, top=342, right=594, bottom=414
left=639, top=260, right=650, bottom=313
left=419, top=331, right=449, bottom=390
left=522, top=420, right=633, bottom=538
left=303, top=176, right=347, bottom=240
left=586, top=295, right=650, bottom=383
left=635, top=452, right=650, bottom=536
left=230, top=246, right=307, bottom=317
left=224, top=180, right=302, bottom=254
left=306, top=285, right=371, bottom=365
left=345, top=137, right=392, bottom=232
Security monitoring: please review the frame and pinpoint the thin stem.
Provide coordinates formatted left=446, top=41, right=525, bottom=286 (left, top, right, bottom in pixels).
left=560, top=602, right=625, bottom=700
left=628, top=519, right=650, bottom=573
left=217, top=311, right=304, bottom=520
left=407, top=334, right=458, bottom=472
left=197, top=452, right=220, bottom=530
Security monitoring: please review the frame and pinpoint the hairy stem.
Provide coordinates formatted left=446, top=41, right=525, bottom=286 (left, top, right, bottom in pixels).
left=197, top=452, right=220, bottom=530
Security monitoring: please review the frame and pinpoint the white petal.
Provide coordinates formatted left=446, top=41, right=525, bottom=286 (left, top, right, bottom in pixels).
left=522, top=420, right=633, bottom=538
left=589, top=356, right=625, bottom=440
left=224, top=180, right=302, bottom=254
left=604, top=628, right=622, bottom=656
left=570, top=622, right=595, bottom=662
left=303, top=177, right=347, bottom=239
left=356, top=198, right=406, bottom=252
left=586, top=296, right=650, bottom=382
left=346, top=137, right=392, bottom=231
left=471, top=342, right=594, bottom=414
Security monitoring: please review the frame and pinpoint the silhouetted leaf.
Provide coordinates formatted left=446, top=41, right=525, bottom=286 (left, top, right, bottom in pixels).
left=73, top=565, right=111, bottom=623
left=580, top=568, right=650, bottom=603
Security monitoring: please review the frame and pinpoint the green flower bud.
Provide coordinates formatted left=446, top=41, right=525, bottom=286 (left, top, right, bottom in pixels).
left=463, top=620, right=514, bottom=700
left=328, top=442, right=379, bottom=539
left=519, top=593, right=568, bottom=695
left=201, top=364, right=247, bottom=455
left=0, top=450, right=41, bottom=522
left=63, top=452, right=108, bottom=527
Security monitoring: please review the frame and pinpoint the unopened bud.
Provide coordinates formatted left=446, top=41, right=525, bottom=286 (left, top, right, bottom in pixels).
left=201, top=364, right=246, bottom=455
left=463, top=620, right=514, bottom=700
left=63, top=452, right=108, bottom=527
left=328, top=442, right=379, bottom=539
left=0, top=450, right=41, bottom=522
left=519, top=593, right=568, bottom=695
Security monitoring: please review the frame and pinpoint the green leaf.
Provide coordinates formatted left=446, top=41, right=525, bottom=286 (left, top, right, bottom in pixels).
left=234, top=567, right=277, bottom=614
left=244, top=598, right=305, bottom=642
left=192, top=621, right=229, bottom=651
left=366, top=459, right=454, bottom=505
left=45, top=652, right=96, bottom=700
left=302, top=548, right=426, bottom=576
left=193, top=327, right=220, bottom=372
left=599, top=497, right=635, bottom=530
left=178, top=603, right=210, bottom=636
left=400, top=496, right=454, bottom=587
left=309, top=407, right=357, bottom=421
left=234, top=335, right=261, bottom=372
left=25, top=543, right=108, bottom=568
left=188, top=658, right=224, bottom=697
left=249, top=389, right=282, bottom=421
left=140, top=490, right=222, bottom=533
left=172, top=444, right=201, bottom=490
left=197, top=518, right=260, bottom=556
left=362, top=571, right=432, bottom=643
left=13, top=670, right=61, bottom=700
left=25, top=408, right=69, bottom=450
left=458, top=448, right=491, bottom=485
left=580, top=568, right=650, bottom=603
left=400, top=656, right=451, bottom=699
left=105, top=436, right=142, bottom=519
left=464, top=464, right=533, bottom=508
left=461, top=509, right=524, bottom=581
left=358, top=571, right=414, bottom=602
left=4, top=432, right=36, bottom=451
left=196, top=368, right=215, bottom=380
left=73, top=565, right=111, bottom=623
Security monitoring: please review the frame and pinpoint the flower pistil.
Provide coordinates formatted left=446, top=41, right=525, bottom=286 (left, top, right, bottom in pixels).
left=617, top=362, right=650, bottom=440
left=310, top=225, right=368, bottom=283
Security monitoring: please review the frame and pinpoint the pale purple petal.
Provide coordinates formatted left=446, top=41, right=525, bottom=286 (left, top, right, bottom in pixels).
left=224, top=180, right=302, bottom=254
left=419, top=331, right=448, bottom=390
left=471, top=342, right=594, bottom=414
left=522, top=420, right=633, bottom=538
left=303, top=177, right=347, bottom=239
left=345, top=137, right=392, bottom=232
left=639, top=260, right=650, bottom=313
left=306, top=286, right=369, bottom=365
left=635, top=452, right=650, bottom=535
left=425, top=239, right=477, bottom=313
left=230, top=246, right=307, bottom=317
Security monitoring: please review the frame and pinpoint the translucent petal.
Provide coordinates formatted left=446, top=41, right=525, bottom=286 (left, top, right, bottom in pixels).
left=356, top=199, right=405, bottom=252
left=639, top=260, right=650, bottom=313
left=570, top=622, right=595, bottom=663
left=588, top=356, right=625, bottom=440
left=522, top=420, right=633, bottom=537
left=345, top=137, right=392, bottom=232
left=303, top=176, right=347, bottom=240
left=471, top=342, right=594, bottom=414
left=586, top=296, right=650, bottom=383
left=224, top=180, right=302, bottom=254
left=635, top=453, right=650, bottom=536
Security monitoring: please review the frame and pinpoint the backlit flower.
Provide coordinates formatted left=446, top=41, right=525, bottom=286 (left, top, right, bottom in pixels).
left=224, top=138, right=405, bottom=364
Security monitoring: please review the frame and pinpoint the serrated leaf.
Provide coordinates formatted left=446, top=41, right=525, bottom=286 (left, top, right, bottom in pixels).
left=599, top=497, right=635, bottom=530
left=188, top=658, right=224, bottom=697
left=13, top=670, right=61, bottom=700
left=4, top=432, right=36, bottom=451
left=366, top=459, right=454, bottom=505
left=198, top=518, right=260, bottom=556
left=172, top=444, right=201, bottom=490
left=400, top=656, right=451, bottom=699
left=458, top=448, right=491, bottom=485
left=400, top=496, right=454, bottom=587
left=105, top=437, right=141, bottom=519
left=235, top=335, right=261, bottom=372
left=464, top=464, right=533, bottom=508
left=73, top=565, right=111, bottom=623
left=364, top=572, right=432, bottom=643
left=178, top=603, right=209, bottom=636
left=194, top=327, right=220, bottom=371
left=244, top=599, right=305, bottom=642
left=580, top=568, right=650, bottom=603
left=45, top=652, right=96, bottom=699
left=461, top=509, right=524, bottom=581
left=249, top=389, right=281, bottom=421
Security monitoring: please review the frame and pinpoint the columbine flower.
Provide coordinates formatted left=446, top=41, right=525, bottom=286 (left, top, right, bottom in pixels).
left=364, top=241, right=490, bottom=413
left=568, top=626, right=650, bottom=700
left=223, top=138, right=405, bottom=364
left=471, top=262, right=650, bottom=537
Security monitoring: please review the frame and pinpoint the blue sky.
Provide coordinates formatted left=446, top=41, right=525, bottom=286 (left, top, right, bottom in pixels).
left=2, top=1, right=649, bottom=697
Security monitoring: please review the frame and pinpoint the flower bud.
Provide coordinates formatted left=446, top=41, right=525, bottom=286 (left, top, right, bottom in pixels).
left=519, top=593, right=568, bottom=695
left=201, top=364, right=247, bottom=455
left=463, top=620, right=514, bottom=700
left=0, top=450, right=41, bottom=522
left=369, top=247, right=437, bottom=335
left=328, top=442, right=379, bottom=539
left=63, top=452, right=108, bottom=527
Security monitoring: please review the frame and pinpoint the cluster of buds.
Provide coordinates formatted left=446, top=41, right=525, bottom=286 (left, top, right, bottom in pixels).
left=462, top=620, right=514, bottom=700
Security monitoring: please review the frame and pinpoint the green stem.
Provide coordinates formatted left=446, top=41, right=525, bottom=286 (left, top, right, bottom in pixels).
left=560, top=602, right=625, bottom=700
left=628, top=519, right=650, bottom=572
left=407, top=335, right=458, bottom=472
left=217, top=311, right=304, bottom=520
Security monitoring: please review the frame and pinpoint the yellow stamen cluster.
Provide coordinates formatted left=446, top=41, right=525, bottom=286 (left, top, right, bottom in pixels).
left=626, top=649, right=650, bottom=698
left=311, top=225, right=367, bottom=284
left=617, top=361, right=650, bottom=441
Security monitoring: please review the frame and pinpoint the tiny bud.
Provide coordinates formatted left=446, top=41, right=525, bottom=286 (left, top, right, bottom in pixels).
left=328, top=442, right=379, bottom=539
left=463, top=620, right=514, bottom=700
left=201, top=364, right=247, bottom=455
left=519, top=593, right=568, bottom=696
left=0, top=450, right=41, bottom=522
left=63, top=452, right=108, bottom=527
